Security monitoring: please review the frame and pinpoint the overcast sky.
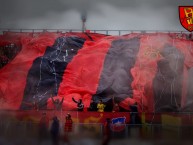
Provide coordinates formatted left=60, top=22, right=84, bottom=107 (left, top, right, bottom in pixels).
left=0, top=0, right=193, bottom=31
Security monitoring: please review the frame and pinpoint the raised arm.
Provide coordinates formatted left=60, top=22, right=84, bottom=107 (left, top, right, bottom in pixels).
left=60, top=97, right=64, bottom=105
left=72, top=97, right=78, bottom=103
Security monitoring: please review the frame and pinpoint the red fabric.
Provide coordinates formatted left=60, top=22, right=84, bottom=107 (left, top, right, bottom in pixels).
left=131, top=34, right=171, bottom=112
left=1, top=32, right=193, bottom=112
left=0, top=32, right=60, bottom=109
left=173, top=39, right=193, bottom=107
left=0, top=32, right=33, bottom=46
left=55, top=38, right=112, bottom=110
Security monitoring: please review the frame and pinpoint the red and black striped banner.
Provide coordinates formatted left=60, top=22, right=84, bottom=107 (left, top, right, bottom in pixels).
left=0, top=32, right=193, bottom=112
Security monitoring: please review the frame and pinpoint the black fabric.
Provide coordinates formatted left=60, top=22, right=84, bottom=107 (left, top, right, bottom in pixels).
left=84, top=32, right=94, bottom=41
left=20, top=36, right=85, bottom=110
left=92, top=37, right=140, bottom=106
left=87, top=102, right=97, bottom=111
left=153, top=45, right=184, bottom=112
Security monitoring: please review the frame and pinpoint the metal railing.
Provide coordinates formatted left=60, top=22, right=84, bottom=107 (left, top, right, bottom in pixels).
left=0, top=28, right=191, bottom=35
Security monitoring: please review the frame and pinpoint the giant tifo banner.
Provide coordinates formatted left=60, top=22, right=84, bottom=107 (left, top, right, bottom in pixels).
left=0, top=32, right=193, bottom=112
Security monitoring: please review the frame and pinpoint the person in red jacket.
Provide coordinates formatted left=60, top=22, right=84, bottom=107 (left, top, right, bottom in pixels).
left=64, top=113, right=73, bottom=143
left=64, top=113, right=73, bottom=133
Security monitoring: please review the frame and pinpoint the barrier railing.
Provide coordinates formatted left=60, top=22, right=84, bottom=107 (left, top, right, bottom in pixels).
left=0, top=28, right=191, bottom=35
left=1, top=111, right=193, bottom=145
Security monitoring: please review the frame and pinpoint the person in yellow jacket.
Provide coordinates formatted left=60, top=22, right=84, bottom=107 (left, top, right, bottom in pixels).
left=97, top=100, right=106, bottom=112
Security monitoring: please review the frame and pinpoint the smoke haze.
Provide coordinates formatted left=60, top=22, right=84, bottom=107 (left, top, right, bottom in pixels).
left=0, top=0, right=193, bottom=30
